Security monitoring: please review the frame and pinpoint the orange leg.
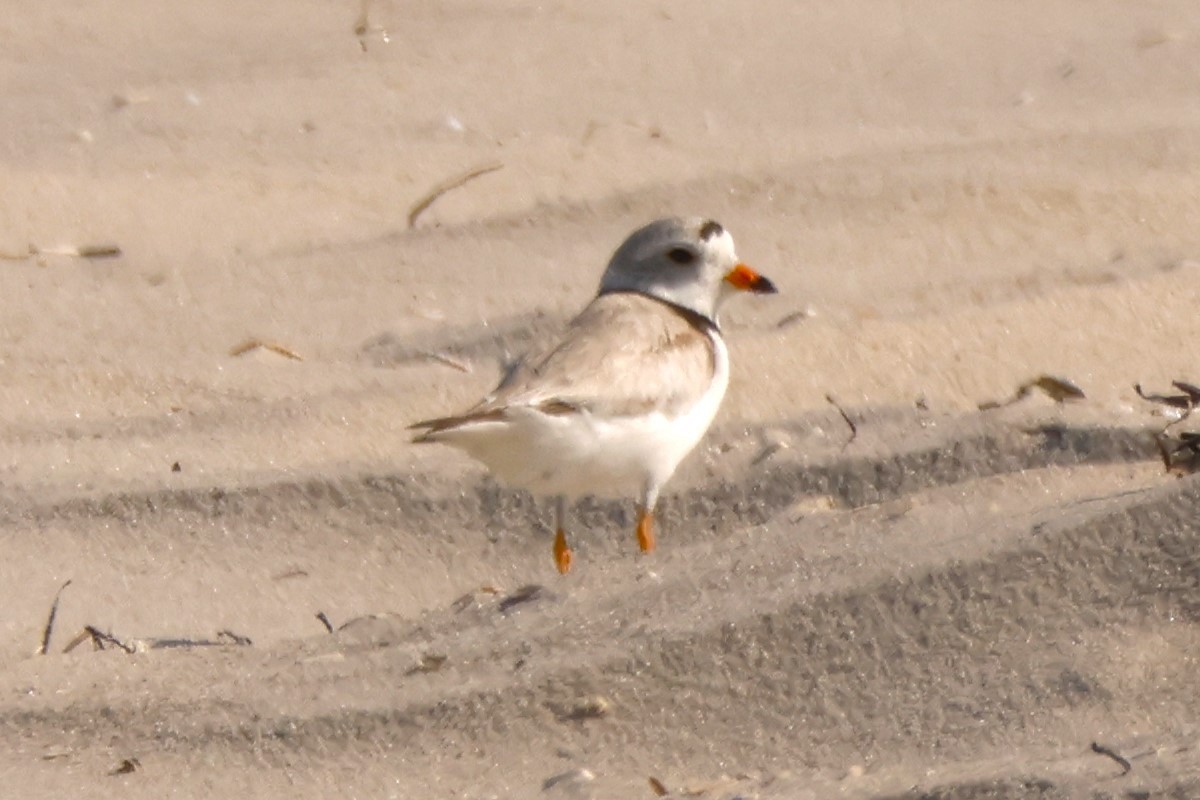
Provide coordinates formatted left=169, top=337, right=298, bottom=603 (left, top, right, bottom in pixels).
left=552, top=496, right=572, bottom=574
left=636, top=506, right=655, bottom=554
left=553, top=528, right=573, bottom=575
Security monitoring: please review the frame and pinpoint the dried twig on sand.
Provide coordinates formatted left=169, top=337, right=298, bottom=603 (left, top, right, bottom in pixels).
left=407, top=162, right=503, bottom=229
left=61, top=625, right=252, bottom=654
left=825, top=393, right=858, bottom=447
left=38, top=579, right=73, bottom=655
left=416, top=350, right=472, bottom=373
left=229, top=338, right=303, bottom=360
left=1090, top=741, right=1132, bottom=775
left=0, top=243, right=121, bottom=261
left=69, top=626, right=136, bottom=654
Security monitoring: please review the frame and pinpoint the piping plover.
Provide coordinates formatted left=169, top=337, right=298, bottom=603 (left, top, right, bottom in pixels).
left=410, top=217, right=776, bottom=573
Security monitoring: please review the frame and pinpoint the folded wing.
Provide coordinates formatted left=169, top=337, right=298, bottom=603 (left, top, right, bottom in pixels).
left=410, top=293, right=716, bottom=439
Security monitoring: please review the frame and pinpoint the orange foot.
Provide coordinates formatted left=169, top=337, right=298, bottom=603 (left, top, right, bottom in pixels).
left=636, top=507, right=655, bottom=554
left=553, top=529, right=573, bottom=575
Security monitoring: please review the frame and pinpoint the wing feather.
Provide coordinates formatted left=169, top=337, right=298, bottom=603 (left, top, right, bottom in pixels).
left=409, top=293, right=716, bottom=438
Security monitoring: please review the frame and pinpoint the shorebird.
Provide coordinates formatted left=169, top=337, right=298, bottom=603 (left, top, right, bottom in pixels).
left=410, top=217, right=776, bottom=573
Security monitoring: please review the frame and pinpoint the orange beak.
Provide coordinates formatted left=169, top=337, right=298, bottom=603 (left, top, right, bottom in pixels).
left=724, top=263, right=777, bottom=294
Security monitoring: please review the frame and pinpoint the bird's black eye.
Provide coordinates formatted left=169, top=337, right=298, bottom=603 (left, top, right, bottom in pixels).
left=666, top=247, right=696, bottom=265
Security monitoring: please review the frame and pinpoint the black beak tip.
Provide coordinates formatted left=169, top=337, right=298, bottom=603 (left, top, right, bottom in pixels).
left=754, top=275, right=779, bottom=295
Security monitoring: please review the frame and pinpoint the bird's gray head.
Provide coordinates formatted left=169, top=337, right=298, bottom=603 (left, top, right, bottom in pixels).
left=597, top=217, right=776, bottom=325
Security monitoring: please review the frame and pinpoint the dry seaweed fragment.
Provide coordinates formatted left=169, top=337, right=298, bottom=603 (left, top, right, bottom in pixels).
left=1025, top=375, right=1087, bottom=402
left=315, top=611, right=335, bottom=633
left=407, top=162, right=503, bottom=228
left=979, top=375, right=1086, bottom=410
left=1135, top=381, right=1200, bottom=413
left=649, top=776, right=669, bottom=796
left=1135, top=380, right=1200, bottom=473
left=416, top=350, right=472, bottom=373
left=1156, top=432, right=1200, bottom=474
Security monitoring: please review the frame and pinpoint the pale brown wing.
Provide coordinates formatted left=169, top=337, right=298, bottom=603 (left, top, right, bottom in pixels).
left=410, top=293, right=716, bottom=437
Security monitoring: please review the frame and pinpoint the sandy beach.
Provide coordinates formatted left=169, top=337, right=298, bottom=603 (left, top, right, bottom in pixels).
left=3, top=1, right=1200, bottom=797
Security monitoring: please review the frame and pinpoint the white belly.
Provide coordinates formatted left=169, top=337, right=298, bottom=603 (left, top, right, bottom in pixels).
left=438, top=334, right=729, bottom=499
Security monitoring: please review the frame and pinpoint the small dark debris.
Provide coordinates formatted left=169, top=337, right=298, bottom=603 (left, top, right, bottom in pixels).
left=825, top=394, right=858, bottom=448
left=109, top=757, right=140, bottom=776
left=404, top=653, right=448, bottom=676
left=83, top=626, right=135, bottom=654
left=315, top=611, right=334, bottom=634
left=1091, top=741, right=1132, bottom=775
left=1157, top=431, right=1200, bottom=474
left=775, top=309, right=811, bottom=329
left=272, top=568, right=309, bottom=581
left=171, top=461, right=181, bottom=472
left=216, top=629, right=252, bottom=646
left=77, top=243, right=122, bottom=259
left=649, top=775, right=669, bottom=796
left=499, top=584, right=544, bottom=613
